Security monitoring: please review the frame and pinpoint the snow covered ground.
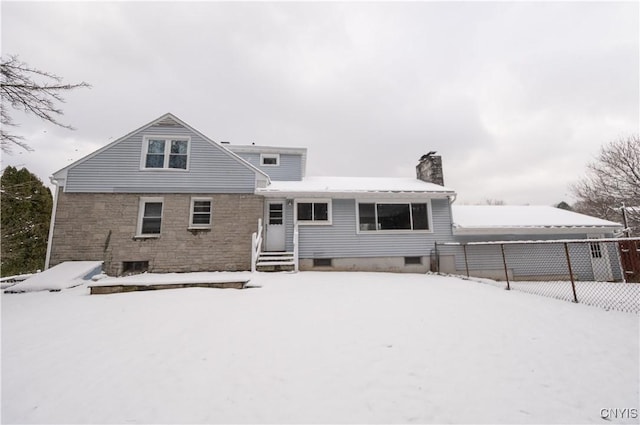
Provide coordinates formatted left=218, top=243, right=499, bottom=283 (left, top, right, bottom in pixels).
left=2, top=272, right=638, bottom=424
left=460, top=275, right=640, bottom=314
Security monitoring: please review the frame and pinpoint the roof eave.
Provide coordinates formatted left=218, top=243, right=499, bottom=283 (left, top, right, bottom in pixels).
left=452, top=225, right=623, bottom=236
left=256, top=189, right=456, bottom=199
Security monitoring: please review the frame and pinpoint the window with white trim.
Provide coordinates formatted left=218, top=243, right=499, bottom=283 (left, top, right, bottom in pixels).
left=142, top=136, right=190, bottom=170
left=190, top=198, right=212, bottom=229
left=260, top=153, right=280, bottom=166
left=358, top=202, right=430, bottom=231
left=137, top=197, right=164, bottom=236
left=296, top=200, right=331, bottom=224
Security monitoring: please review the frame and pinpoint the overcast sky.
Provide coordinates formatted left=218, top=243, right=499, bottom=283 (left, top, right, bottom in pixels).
left=1, top=1, right=638, bottom=205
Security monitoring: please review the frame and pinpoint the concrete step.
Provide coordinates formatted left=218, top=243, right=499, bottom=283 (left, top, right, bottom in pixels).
left=256, top=264, right=296, bottom=272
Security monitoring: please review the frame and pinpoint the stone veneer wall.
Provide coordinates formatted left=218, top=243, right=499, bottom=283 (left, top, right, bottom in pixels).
left=49, top=191, right=264, bottom=275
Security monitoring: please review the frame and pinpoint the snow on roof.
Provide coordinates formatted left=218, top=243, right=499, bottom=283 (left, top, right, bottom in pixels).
left=452, top=205, right=622, bottom=235
left=256, top=176, right=455, bottom=198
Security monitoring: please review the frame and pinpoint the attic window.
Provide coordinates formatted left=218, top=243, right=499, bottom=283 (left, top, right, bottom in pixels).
left=261, top=153, right=280, bottom=166
left=142, top=136, right=190, bottom=170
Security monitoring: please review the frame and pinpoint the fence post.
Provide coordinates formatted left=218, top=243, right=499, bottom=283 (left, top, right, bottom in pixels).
left=463, top=244, right=470, bottom=278
left=500, top=244, right=510, bottom=290
left=563, top=242, right=578, bottom=303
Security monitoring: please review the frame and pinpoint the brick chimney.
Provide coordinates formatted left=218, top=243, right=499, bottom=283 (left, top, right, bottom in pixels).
left=416, top=152, right=444, bottom=186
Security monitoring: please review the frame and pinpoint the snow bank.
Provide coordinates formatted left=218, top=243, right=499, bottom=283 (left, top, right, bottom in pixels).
left=0, top=272, right=37, bottom=289
left=5, top=261, right=103, bottom=293
left=2, top=272, right=638, bottom=424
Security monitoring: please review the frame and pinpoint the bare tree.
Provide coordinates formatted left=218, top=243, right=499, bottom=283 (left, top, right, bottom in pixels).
left=1, top=55, right=90, bottom=153
left=571, top=135, right=640, bottom=235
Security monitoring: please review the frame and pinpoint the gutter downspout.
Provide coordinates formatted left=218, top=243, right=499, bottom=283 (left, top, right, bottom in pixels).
left=448, top=193, right=457, bottom=236
left=44, top=177, right=60, bottom=270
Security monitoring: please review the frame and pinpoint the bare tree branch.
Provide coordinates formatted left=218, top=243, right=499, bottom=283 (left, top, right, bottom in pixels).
left=571, top=135, right=640, bottom=235
left=0, top=54, right=90, bottom=153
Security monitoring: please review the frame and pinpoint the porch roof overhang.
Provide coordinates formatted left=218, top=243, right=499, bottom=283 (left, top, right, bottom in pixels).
left=256, top=176, right=456, bottom=199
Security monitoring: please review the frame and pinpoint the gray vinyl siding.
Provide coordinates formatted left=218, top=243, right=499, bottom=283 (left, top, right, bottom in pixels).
left=233, top=152, right=303, bottom=181
left=65, top=124, right=257, bottom=193
left=458, top=242, right=595, bottom=280
left=289, top=198, right=454, bottom=258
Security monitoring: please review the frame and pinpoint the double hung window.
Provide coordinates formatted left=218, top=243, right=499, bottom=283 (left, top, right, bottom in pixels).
left=142, top=137, right=190, bottom=170
left=296, top=200, right=331, bottom=224
left=358, top=202, right=430, bottom=231
left=190, top=198, right=212, bottom=229
left=137, top=197, right=164, bottom=236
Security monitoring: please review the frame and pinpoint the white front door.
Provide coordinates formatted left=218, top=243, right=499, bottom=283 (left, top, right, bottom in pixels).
left=588, top=235, right=613, bottom=282
left=265, top=202, right=286, bottom=251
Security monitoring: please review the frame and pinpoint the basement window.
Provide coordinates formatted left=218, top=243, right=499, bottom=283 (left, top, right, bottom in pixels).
left=404, top=256, right=422, bottom=265
left=122, top=261, right=149, bottom=275
left=313, top=258, right=332, bottom=267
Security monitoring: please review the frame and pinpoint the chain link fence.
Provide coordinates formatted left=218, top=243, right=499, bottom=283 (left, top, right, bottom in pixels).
left=435, top=238, right=640, bottom=314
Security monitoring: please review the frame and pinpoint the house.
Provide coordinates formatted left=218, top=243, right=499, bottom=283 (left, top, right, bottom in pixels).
left=46, top=112, right=626, bottom=277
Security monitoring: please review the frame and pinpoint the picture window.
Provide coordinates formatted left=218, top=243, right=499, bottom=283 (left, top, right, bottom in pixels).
left=358, top=202, right=430, bottom=232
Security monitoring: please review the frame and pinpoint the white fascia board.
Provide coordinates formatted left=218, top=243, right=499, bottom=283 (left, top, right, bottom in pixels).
left=257, top=189, right=455, bottom=199
left=227, top=145, right=307, bottom=156
left=452, top=225, right=623, bottom=236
